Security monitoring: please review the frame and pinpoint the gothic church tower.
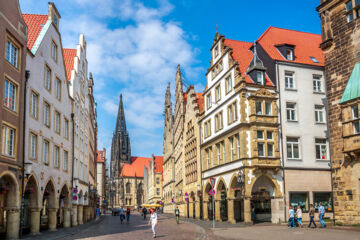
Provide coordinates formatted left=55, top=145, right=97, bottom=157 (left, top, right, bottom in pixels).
left=110, top=94, right=131, bottom=178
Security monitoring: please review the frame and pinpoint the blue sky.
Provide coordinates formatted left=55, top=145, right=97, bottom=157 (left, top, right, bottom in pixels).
left=20, top=0, right=321, bottom=164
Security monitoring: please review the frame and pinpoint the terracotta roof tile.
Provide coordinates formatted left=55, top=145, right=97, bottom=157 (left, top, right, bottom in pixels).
left=63, top=48, right=76, bottom=81
left=256, top=26, right=324, bottom=66
left=22, top=14, right=48, bottom=50
left=153, top=156, right=163, bottom=173
left=223, top=39, right=273, bottom=86
left=120, top=157, right=152, bottom=178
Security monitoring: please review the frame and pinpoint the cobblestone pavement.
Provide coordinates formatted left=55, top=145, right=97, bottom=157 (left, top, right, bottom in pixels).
left=24, top=212, right=204, bottom=240
left=211, top=225, right=360, bottom=240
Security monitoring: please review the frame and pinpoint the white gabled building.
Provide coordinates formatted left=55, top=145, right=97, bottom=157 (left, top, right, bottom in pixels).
left=63, top=33, right=92, bottom=226
left=23, top=3, right=73, bottom=233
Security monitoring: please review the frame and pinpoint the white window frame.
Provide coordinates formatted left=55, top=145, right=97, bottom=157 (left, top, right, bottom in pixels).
left=256, top=71, right=264, bottom=85
left=286, top=102, right=297, bottom=121
left=285, top=72, right=295, bottom=89
left=4, top=79, right=17, bottom=112
left=1, top=124, right=15, bottom=157
left=258, top=142, right=265, bottom=157
left=230, top=137, right=234, bottom=161
left=45, top=66, right=51, bottom=91
left=43, top=140, right=50, bottom=165
left=207, top=94, right=212, bottom=109
left=315, top=138, right=328, bottom=160
left=352, top=105, right=360, bottom=134
left=30, top=133, right=37, bottom=159
left=286, top=49, right=294, bottom=61
left=256, top=101, right=263, bottom=115
left=55, top=78, right=61, bottom=100
left=43, top=102, right=50, bottom=127
left=55, top=111, right=60, bottom=134
left=286, top=137, right=300, bottom=159
left=54, top=145, right=60, bottom=168
left=265, top=102, right=272, bottom=116
left=63, top=150, right=68, bottom=171
left=315, top=105, right=325, bottom=123
left=267, top=143, right=274, bottom=157
left=6, top=39, right=18, bottom=68
left=313, top=75, right=322, bottom=93
left=215, top=85, right=221, bottom=102
left=30, top=91, right=38, bottom=118
left=51, top=41, right=57, bottom=61
left=257, top=130, right=264, bottom=140
left=217, top=144, right=220, bottom=165
left=226, top=75, right=232, bottom=93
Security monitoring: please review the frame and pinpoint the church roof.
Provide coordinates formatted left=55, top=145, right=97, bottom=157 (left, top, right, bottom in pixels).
left=120, top=157, right=152, bottom=177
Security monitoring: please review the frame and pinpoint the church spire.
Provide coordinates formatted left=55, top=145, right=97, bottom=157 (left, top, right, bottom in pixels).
left=116, top=94, right=127, bottom=133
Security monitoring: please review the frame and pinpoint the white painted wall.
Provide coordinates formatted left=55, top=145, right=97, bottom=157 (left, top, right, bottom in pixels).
left=68, top=34, right=91, bottom=205
left=25, top=21, right=72, bottom=204
left=277, top=63, right=329, bottom=169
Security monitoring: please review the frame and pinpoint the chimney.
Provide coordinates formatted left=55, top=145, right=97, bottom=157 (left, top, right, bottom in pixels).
left=48, top=2, right=61, bottom=29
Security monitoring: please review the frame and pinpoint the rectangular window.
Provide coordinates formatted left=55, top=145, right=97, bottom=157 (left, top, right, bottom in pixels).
left=285, top=72, right=294, bottom=89
left=206, top=149, right=210, bottom=169
left=222, top=142, right=225, bottom=163
left=258, top=142, right=264, bottom=157
left=64, top=118, right=69, bottom=139
left=207, top=94, right=212, bottom=109
left=54, top=145, right=59, bottom=168
left=228, top=102, right=238, bottom=124
left=44, top=66, right=52, bottom=91
left=287, top=137, right=300, bottom=159
left=256, top=101, right=263, bottom=115
left=265, top=102, right=272, bottom=116
left=55, top=78, right=61, bottom=100
left=236, top=134, right=240, bottom=159
left=43, top=140, right=49, bottom=165
left=51, top=41, right=57, bottom=61
left=347, top=12, right=354, bottom=22
left=6, top=39, right=19, bottom=68
left=267, top=143, right=274, bottom=157
left=267, top=131, right=273, bottom=140
left=313, top=75, right=322, bottom=92
left=313, top=192, right=332, bottom=212
left=216, top=144, right=221, bottom=165
left=80, top=162, right=83, bottom=181
left=230, top=137, right=234, bottom=161
left=55, top=111, right=60, bottom=134
left=1, top=124, right=16, bottom=157
left=256, top=71, right=264, bottom=84
left=156, top=178, right=160, bottom=184
left=226, top=75, right=232, bottom=93
left=315, top=138, right=328, bottom=160
left=286, top=103, right=296, bottom=121
left=215, top=85, right=221, bottom=102
left=315, top=105, right=325, bottom=123
left=290, top=192, right=309, bottom=212
left=214, top=45, right=219, bottom=58
left=43, top=102, right=50, bottom=127
left=63, top=150, right=68, bottom=171
left=4, top=79, right=17, bottom=112
left=257, top=130, right=264, bottom=139
left=30, top=91, right=38, bottom=118
left=30, top=133, right=37, bottom=159
left=156, top=188, right=160, bottom=196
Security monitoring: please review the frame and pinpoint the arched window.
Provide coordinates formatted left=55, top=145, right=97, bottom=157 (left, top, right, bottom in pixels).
left=126, top=182, right=131, bottom=193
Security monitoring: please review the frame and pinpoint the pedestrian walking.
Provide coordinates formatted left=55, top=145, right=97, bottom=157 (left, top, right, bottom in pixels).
left=142, top=207, right=148, bottom=220
left=296, top=205, right=302, bottom=228
left=175, top=206, right=180, bottom=224
left=126, top=207, right=131, bottom=223
left=319, top=203, right=327, bottom=228
left=288, top=206, right=295, bottom=228
left=148, top=208, right=158, bottom=238
left=120, top=206, right=125, bottom=224
left=308, top=204, right=317, bottom=228
left=96, top=207, right=100, bottom=217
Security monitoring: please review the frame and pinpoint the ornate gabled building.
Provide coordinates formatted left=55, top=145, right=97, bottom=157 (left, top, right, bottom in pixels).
left=200, top=32, right=283, bottom=224
left=109, top=95, right=152, bottom=209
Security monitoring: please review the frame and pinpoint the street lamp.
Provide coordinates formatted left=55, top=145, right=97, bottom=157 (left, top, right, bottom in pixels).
left=24, top=162, right=33, bottom=179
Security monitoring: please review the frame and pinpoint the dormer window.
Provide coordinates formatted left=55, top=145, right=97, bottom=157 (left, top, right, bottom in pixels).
left=310, top=56, right=319, bottom=63
left=286, top=49, right=294, bottom=61
left=256, top=71, right=264, bottom=84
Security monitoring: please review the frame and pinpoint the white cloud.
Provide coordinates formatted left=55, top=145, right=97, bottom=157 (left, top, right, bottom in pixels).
left=20, top=0, right=202, bottom=157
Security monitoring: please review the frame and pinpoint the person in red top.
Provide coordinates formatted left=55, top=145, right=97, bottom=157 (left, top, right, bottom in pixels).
left=126, top=208, right=131, bottom=223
